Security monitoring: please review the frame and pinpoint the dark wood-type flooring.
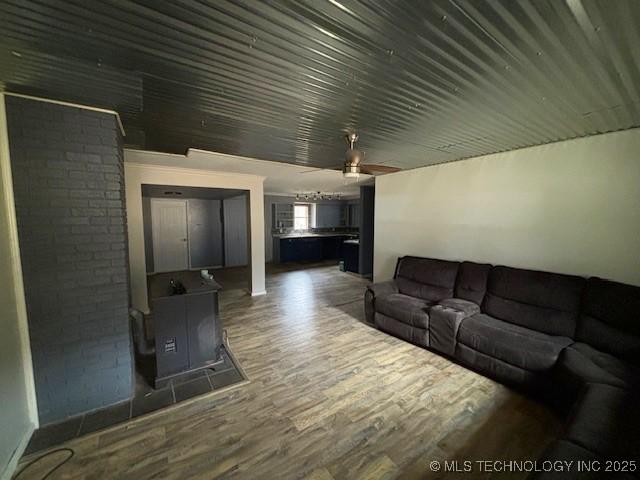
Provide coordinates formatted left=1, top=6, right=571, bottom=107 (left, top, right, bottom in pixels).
left=17, top=262, right=560, bottom=479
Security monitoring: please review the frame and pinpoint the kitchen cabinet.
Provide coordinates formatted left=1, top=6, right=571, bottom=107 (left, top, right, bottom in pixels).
left=280, top=237, right=323, bottom=262
left=347, top=204, right=360, bottom=227
left=276, top=235, right=350, bottom=263
left=315, top=204, right=342, bottom=228
left=339, top=205, right=348, bottom=226
left=342, top=241, right=359, bottom=273
left=272, top=203, right=294, bottom=229
left=321, top=236, right=344, bottom=260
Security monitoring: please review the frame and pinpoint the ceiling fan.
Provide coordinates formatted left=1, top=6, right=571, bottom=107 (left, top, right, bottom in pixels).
left=297, top=131, right=402, bottom=176
left=341, top=132, right=401, bottom=178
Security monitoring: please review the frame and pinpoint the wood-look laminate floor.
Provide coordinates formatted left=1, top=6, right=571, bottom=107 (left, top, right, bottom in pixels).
left=17, top=262, right=561, bottom=480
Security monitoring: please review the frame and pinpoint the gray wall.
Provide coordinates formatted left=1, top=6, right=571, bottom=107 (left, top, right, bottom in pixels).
left=359, top=185, right=375, bottom=278
left=223, top=194, right=248, bottom=267
left=142, top=196, right=154, bottom=272
left=6, top=96, right=132, bottom=424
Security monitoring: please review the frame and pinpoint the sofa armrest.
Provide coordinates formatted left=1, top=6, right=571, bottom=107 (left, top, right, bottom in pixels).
left=364, top=280, right=398, bottom=324
left=437, top=298, right=480, bottom=316
left=429, top=298, right=480, bottom=356
left=366, top=280, right=399, bottom=298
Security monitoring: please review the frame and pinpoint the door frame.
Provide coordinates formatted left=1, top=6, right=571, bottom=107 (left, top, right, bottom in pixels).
left=125, top=162, right=267, bottom=314
left=150, top=198, right=190, bottom=273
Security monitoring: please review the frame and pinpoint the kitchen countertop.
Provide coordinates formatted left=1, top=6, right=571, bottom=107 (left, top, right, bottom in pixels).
left=273, top=232, right=359, bottom=239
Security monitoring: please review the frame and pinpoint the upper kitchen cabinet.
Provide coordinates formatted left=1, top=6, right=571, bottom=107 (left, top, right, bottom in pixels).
left=347, top=204, right=360, bottom=228
left=315, top=204, right=342, bottom=228
left=272, top=203, right=294, bottom=229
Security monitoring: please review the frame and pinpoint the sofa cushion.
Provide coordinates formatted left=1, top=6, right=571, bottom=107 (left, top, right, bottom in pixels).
left=395, top=256, right=459, bottom=302
left=455, top=261, right=491, bottom=305
left=375, top=312, right=429, bottom=347
left=483, top=266, right=585, bottom=337
left=458, top=313, right=572, bottom=371
left=577, top=277, right=640, bottom=364
left=557, top=342, right=640, bottom=390
left=455, top=343, right=545, bottom=389
left=566, top=383, right=640, bottom=462
left=375, top=293, right=431, bottom=329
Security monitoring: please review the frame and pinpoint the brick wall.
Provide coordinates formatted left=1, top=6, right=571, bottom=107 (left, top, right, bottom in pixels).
left=6, top=96, right=133, bottom=424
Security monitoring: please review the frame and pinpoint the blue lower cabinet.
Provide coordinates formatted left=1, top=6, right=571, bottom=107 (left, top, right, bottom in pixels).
left=342, top=242, right=359, bottom=273
left=279, top=236, right=346, bottom=263
left=280, top=237, right=322, bottom=262
left=302, top=237, right=322, bottom=261
left=280, top=238, right=298, bottom=262
left=321, top=236, right=344, bottom=260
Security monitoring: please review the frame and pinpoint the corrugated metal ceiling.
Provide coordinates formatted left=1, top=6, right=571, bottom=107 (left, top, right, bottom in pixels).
left=1, top=0, right=639, bottom=170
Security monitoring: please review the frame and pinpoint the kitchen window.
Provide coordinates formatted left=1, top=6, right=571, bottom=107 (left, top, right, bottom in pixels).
left=294, top=204, right=310, bottom=230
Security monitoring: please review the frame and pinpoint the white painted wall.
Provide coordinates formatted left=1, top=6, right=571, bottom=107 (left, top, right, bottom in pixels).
left=0, top=94, right=37, bottom=480
left=125, top=153, right=266, bottom=312
left=374, top=128, right=640, bottom=287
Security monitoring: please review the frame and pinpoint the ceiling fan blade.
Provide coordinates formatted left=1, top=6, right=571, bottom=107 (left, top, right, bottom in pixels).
left=360, top=164, right=402, bottom=174
left=325, top=164, right=347, bottom=171
left=299, top=164, right=345, bottom=173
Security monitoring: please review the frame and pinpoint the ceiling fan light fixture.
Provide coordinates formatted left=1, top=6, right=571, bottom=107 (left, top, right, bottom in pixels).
left=343, top=164, right=360, bottom=178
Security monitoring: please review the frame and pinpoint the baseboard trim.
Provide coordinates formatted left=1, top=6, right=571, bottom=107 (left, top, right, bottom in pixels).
left=1, top=422, right=35, bottom=480
left=250, top=290, right=267, bottom=297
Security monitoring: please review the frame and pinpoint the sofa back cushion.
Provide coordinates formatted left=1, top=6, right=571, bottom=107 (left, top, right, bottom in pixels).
left=483, top=266, right=585, bottom=337
left=394, top=256, right=459, bottom=302
left=577, top=278, right=640, bottom=363
left=455, top=261, right=492, bottom=305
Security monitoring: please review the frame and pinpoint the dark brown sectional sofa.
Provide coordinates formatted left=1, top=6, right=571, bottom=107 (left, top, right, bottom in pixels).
left=364, top=256, right=640, bottom=478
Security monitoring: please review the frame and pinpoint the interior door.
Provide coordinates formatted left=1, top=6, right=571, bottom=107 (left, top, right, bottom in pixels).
left=223, top=195, right=248, bottom=267
left=188, top=199, right=223, bottom=268
left=151, top=199, right=189, bottom=272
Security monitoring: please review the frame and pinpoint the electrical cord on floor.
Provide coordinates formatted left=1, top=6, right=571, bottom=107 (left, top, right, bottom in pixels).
left=14, top=448, right=74, bottom=480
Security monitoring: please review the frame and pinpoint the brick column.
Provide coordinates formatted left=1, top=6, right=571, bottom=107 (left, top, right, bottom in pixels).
left=6, top=96, right=132, bottom=424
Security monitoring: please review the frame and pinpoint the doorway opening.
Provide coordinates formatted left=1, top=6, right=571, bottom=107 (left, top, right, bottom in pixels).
left=135, top=185, right=250, bottom=400
left=142, top=185, right=249, bottom=277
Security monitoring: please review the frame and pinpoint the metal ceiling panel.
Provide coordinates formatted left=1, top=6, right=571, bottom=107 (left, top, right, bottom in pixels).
left=1, top=0, right=639, bottom=170
left=0, top=47, right=142, bottom=116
